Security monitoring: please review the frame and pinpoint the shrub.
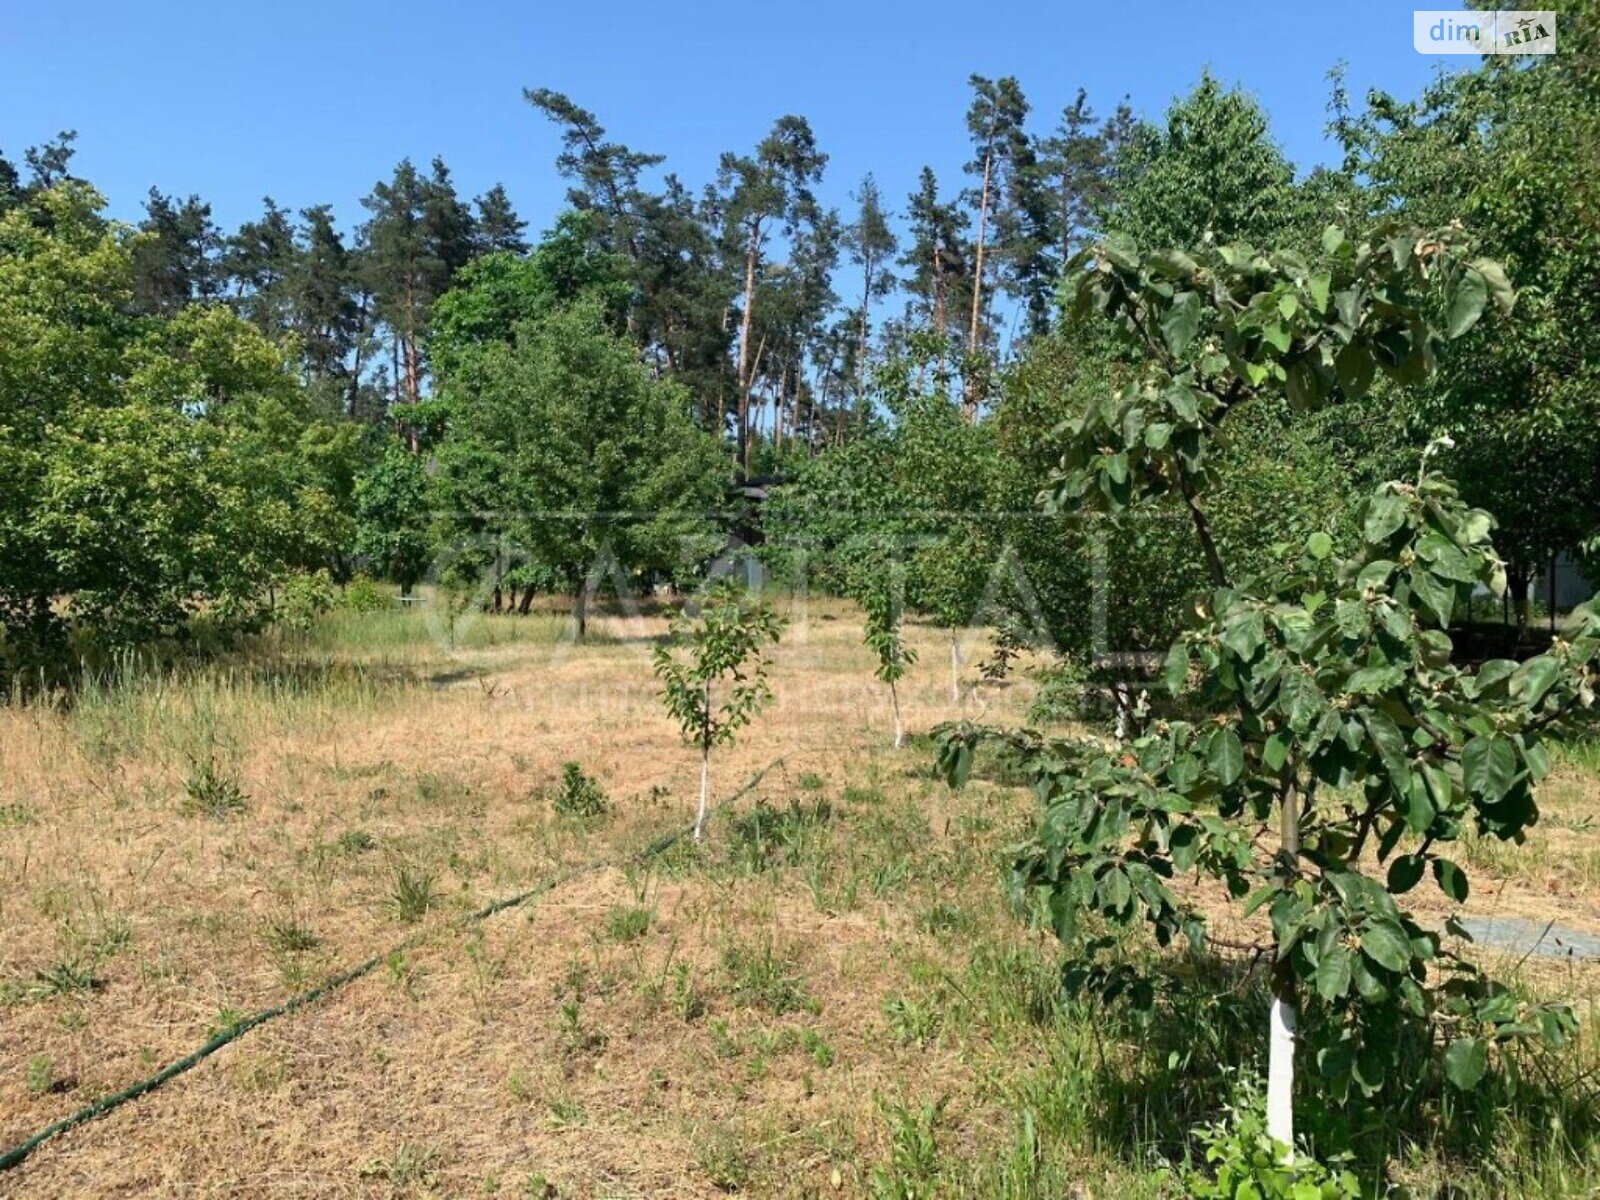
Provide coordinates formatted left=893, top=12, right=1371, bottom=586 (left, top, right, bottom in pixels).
left=341, top=573, right=391, bottom=613
left=275, top=569, right=335, bottom=632
left=1180, top=1081, right=1359, bottom=1200
left=552, top=762, right=607, bottom=819
left=1026, top=654, right=1091, bottom=724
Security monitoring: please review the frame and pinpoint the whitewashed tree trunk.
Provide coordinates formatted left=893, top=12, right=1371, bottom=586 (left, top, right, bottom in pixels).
left=890, top=681, right=905, bottom=749
left=1267, top=993, right=1296, bottom=1153
left=1268, top=784, right=1301, bottom=1156
left=949, top=630, right=960, bottom=703
left=693, top=745, right=710, bottom=842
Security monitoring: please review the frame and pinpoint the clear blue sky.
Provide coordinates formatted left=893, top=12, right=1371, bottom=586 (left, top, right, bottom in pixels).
left=0, top=1, right=1460, bottom=237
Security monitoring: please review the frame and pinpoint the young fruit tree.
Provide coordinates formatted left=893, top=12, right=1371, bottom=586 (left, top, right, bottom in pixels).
left=937, top=223, right=1600, bottom=1157
left=862, top=578, right=918, bottom=750
left=653, top=580, right=785, bottom=841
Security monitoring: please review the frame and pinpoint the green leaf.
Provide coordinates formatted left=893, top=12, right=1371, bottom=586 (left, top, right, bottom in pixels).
left=1363, top=493, right=1407, bottom=544
left=1207, top=729, right=1245, bottom=786
left=1433, top=858, right=1469, bottom=904
left=1462, top=735, right=1517, bottom=803
left=1387, top=855, right=1425, bottom=894
left=1221, top=609, right=1266, bottom=661
left=1307, top=531, right=1334, bottom=560
left=1308, top=272, right=1331, bottom=312
left=1447, top=268, right=1489, bottom=337
left=1316, top=945, right=1354, bottom=1001
left=1444, top=1037, right=1489, bottom=1091
left=1160, top=291, right=1203, bottom=357
left=1262, top=732, right=1289, bottom=772
left=1361, top=921, right=1412, bottom=973
left=1163, top=642, right=1190, bottom=695
left=1471, top=257, right=1515, bottom=313
left=1410, top=568, right=1457, bottom=627
left=1510, top=656, right=1560, bottom=706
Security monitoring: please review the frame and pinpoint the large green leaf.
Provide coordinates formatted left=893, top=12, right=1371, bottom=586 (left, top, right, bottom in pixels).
left=1462, top=734, right=1517, bottom=803
left=1446, top=267, right=1489, bottom=337
left=1444, top=1036, right=1488, bottom=1090
left=1361, top=921, right=1412, bottom=973
left=1207, top=728, right=1245, bottom=786
left=1316, top=944, right=1354, bottom=1001
left=1160, top=291, right=1203, bottom=357
left=1364, top=494, right=1407, bottom=544
left=1433, top=858, right=1469, bottom=903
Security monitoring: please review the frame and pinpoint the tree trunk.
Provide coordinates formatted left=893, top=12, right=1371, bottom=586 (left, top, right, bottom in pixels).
left=949, top=629, right=961, bottom=704
left=1267, top=784, right=1300, bottom=1155
left=1508, top=562, right=1531, bottom=644
left=1550, top=553, right=1559, bottom=634
left=735, top=221, right=762, bottom=471
left=890, top=679, right=905, bottom=749
left=964, top=147, right=993, bottom=419
left=573, top=583, right=588, bottom=643
left=518, top=587, right=535, bottom=616
left=855, top=259, right=875, bottom=400
left=694, top=742, right=711, bottom=842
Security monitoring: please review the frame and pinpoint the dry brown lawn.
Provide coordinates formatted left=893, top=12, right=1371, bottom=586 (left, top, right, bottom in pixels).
left=1, top=598, right=1598, bottom=1198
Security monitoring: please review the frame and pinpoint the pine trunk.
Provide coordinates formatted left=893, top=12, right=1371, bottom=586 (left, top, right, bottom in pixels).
left=736, top=222, right=761, bottom=472
left=964, top=147, right=993, bottom=419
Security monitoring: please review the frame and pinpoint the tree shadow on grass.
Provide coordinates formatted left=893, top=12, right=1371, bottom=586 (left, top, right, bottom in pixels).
left=1068, top=950, right=1600, bottom=1194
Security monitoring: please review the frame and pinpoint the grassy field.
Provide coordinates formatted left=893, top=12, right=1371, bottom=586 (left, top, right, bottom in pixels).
left=3, top=598, right=1600, bottom=1198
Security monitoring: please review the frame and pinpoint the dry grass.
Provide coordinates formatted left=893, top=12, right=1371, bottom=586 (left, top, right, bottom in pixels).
left=0, top=597, right=1598, bottom=1197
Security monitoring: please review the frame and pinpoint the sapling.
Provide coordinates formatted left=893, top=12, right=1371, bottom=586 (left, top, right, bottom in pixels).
left=863, top=588, right=917, bottom=749
left=653, top=579, right=785, bottom=841
left=937, top=223, right=1600, bottom=1161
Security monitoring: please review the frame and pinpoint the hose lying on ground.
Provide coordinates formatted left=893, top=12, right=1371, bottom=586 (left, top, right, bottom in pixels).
left=0, top=759, right=784, bottom=1174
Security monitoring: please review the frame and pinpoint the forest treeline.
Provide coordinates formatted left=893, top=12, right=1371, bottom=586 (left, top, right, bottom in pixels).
left=2, top=6, right=1597, bottom=684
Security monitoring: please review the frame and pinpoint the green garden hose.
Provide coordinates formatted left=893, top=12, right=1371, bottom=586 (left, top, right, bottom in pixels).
left=0, top=759, right=782, bottom=1175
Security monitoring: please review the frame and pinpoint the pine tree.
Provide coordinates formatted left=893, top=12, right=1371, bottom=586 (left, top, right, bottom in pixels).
left=961, top=75, right=1032, bottom=404
left=223, top=197, right=296, bottom=335
left=843, top=174, right=898, bottom=400
left=1037, top=90, right=1135, bottom=269
left=291, top=204, right=360, bottom=392
left=900, top=168, right=969, bottom=363
left=358, top=158, right=476, bottom=410
left=473, top=183, right=528, bottom=256
left=717, top=116, right=827, bottom=473
left=130, top=189, right=221, bottom=315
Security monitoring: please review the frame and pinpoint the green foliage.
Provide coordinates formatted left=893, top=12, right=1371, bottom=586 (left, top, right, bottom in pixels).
left=1338, top=32, right=1600, bottom=592
left=429, top=210, right=631, bottom=381
left=354, top=442, right=433, bottom=596
left=1027, top=655, right=1092, bottom=724
left=1109, top=73, right=1304, bottom=251
left=436, top=298, right=727, bottom=633
left=340, top=574, right=391, bottom=613
left=1180, top=1080, right=1360, bottom=1200
left=653, top=579, right=784, bottom=837
left=939, top=220, right=1600, bottom=1126
left=182, top=756, right=248, bottom=819
left=0, top=182, right=356, bottom=686
left=653, top=581, right=785, bottom=755
left=551, top=761, right=608, bottom=819
left=275, top=569, right=335, bottom=632
left=386, top=861, right=439, bottom=924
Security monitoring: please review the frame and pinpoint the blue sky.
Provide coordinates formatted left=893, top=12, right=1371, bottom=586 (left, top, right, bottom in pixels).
left=0, top=1, right=1459, bottom=237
